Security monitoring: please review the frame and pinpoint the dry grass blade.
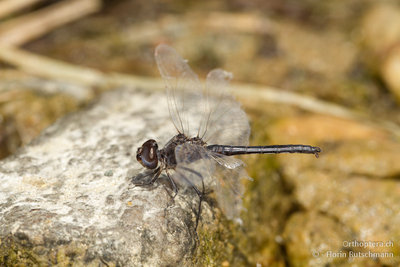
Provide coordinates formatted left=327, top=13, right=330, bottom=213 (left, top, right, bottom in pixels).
left=0, top=45, right=105, bottom=86
left=0, top=0, right=102, bottom=46
left=0, top=0, right=45, bottom=19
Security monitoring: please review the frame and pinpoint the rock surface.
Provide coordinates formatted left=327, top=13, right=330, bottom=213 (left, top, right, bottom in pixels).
left=360, top=3, right=400, bottom=103
left=0, top=88, right=218, bottom=266
left=270, top=115, right=400, bottom=266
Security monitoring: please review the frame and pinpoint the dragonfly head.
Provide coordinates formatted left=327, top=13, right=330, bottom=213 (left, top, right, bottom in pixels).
left=136, top=139, right=159, bottom=169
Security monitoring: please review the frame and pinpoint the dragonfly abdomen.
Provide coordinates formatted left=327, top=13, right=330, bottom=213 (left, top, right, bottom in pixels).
left=207, top=144, right=321, bottom=157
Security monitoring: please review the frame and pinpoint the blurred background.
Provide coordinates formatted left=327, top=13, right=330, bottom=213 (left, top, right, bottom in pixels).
left=1, top=0, right=400, bottom=266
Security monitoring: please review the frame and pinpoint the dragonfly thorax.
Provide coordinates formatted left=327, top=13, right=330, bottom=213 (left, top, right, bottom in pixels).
left=159, top=133, right=207, bottom=169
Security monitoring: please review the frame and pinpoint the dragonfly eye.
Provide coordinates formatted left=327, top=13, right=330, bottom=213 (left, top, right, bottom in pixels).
left=136, top=139, right=158, bottom=169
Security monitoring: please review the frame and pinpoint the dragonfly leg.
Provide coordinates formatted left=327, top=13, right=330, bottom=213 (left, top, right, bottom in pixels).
left=165, top=170, right=178, bottom=198
left=178, top=166, right=205, bottom=232
left=176, top=174, right=203, bottom=241
left=150, top=167, right=162, bottom=184
left=195, top=172, right=206, bottom=233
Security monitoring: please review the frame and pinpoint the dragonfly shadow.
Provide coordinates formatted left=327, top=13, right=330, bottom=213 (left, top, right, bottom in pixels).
left=131, top=170, right=156, bottom=185
left=132, top=169, right=180, bottom=199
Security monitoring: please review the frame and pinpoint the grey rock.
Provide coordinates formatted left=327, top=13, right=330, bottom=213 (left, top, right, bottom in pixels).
left=0, top=88, right=217, bottom=266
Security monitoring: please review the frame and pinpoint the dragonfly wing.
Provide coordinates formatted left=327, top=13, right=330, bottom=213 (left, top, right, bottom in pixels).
left=173, top=143, right=216, bottom=189
left=175, top=143, right=249, bottom=222
left=210, top=152, right=246, bottom=169
left=199, top=69, right=250, bottom=146
left=155, top=45, right=250, bottom=146
left=210, top=152, right=250, bottom=222
left=155, top=45, right=251, bottom=222
left=155, top=44, right=203, bottom=136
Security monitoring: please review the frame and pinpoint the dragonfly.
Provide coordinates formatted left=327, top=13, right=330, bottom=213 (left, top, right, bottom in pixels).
left=135, top=44, right=321, bottom=228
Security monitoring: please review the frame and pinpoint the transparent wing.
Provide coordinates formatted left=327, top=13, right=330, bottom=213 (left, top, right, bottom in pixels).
left=210, top=152, right=250, bottom=222
left=172, top=143, right=216, bottom=189
left=156, top=45, right=251, bottom=221
left=199, top=69, right=250, bottom=146
left=155, top=44, right=203, bottom=136
left=155, top=44, right=250, bottom=146
left=174, top=142, right=250, bottom=222
left=209, top=152, right=244, bottom=169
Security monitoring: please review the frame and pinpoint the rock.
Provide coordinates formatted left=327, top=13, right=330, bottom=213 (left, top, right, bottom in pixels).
left=275, top=21, right=356, bottom=78
left=0, top=76, right=82, bottom=159
left=0, top=88, right=224, bottom=266
left=270, top=114, right=400, bottom=266
left=382, top=45, right=400, bottom=102
left=360, top=3, right=400, bottom=102
left=284, top=212, right=379, bottom=267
